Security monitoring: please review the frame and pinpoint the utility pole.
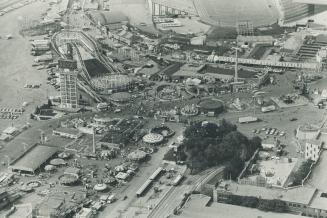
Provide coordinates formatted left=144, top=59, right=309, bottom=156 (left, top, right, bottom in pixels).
left=92, top=127, right=96, bottom=153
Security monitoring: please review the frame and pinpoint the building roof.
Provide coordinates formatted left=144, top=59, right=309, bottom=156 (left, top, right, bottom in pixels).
left=310, top=191, right=327, bottom=210
left=316, top=34, right=327, bottom=43
left=9, top=145, right=58, bottom=173
left=117, top=30, right=130, bottom=38
left=237, top=35, right=275, bottom=42
left=218, top=182, right=316, bottom=205
left=0, top=134, right=11, bottom=141
left=89, top=11, right=128, bottom=26
left=8, top=204, right=33, bottom=218
left=3, top=126, right=18, bottom=135
left=53, top=127, right=80, bottom=136
left=64, top=167, right=80, bottom=175
left=306, top=139, right=322, bottom=145
left=238, top=116, right=258, bottom=123
left=175, top=194, right=303, bottom=218
left=152, top=0, right=198, bottom=15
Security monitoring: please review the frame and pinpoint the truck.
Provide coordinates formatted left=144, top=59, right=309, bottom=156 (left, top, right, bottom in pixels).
left=261, top=105, right=276, bottom=113
left=34, top=54, right=53, bottom=63
left=238, top=116, right=258, bottom=124
left=96, top=103, right=108, bottom=111
left=108, top=194, right=116, bottom=203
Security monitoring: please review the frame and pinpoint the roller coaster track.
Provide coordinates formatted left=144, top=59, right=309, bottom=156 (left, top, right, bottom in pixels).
left=70, top=42, right=92, bottom=82
left=51, top=30, right=119, bottom=74
left=51, top=31, right=103, bottom=103
left=71, top=42, right=103, bottom=103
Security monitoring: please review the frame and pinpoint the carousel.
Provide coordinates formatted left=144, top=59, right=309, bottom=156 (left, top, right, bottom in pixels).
left=142, top=133, right=164, bottom=144
left=180, top=104, right=199, bottom=116
left=127, top=150, right=147, bottom=161
left=94, top=183, right=108, bottom=192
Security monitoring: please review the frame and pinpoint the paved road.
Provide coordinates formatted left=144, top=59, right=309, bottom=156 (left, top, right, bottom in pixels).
left=98, top=123, right=185, bottom=218
left=148, top=185, right=192, bottom=218
left=307, top=150, right=327, bottom=191
left=148, top=167, right=224, bottom=218
left=0, top=0, right=25, bottom=10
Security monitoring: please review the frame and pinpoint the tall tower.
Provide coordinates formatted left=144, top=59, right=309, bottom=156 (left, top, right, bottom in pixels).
left=59, top=58, right=79, bottom=109
left=234, top=47, right=238, bottom=83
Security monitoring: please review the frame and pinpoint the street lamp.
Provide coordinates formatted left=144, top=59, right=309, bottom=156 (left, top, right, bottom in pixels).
left=4, top=155, right=10, bottom=167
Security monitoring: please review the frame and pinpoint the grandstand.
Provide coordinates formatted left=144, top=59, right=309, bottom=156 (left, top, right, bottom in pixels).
left=295, top=35, right=327, bottom=61
left=149, top=0, right=325, bottom=27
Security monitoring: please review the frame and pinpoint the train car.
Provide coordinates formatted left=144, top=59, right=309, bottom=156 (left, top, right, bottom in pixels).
left=149, top=167, right=163, bottom=181
left=172, top=174, right=183, bottom=186
left=136, top=180, right=152, bottom=197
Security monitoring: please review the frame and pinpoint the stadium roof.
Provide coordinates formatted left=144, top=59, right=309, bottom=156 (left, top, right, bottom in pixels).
left=152, top=0, right=198, bottom=15
left=9, top=145, right=58, bottom=173
left=293, top=0, right=327, bottom=4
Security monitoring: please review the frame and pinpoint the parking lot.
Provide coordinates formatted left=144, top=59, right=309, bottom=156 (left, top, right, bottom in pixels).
left=0, top=0, right=57, bottom=132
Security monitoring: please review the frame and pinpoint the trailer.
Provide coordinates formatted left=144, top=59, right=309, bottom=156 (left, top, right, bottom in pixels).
left=238, top=116, right=258, bottom=124
left=31, top=39, right=50, bottom=46
left=261, top=105, right=276, bottom=113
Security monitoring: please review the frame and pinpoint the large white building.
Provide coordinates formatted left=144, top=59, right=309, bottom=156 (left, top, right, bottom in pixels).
left=305, top=139, right=322, bottom=162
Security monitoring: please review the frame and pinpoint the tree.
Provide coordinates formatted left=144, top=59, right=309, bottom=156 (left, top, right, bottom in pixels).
left=223, top=156, right=245, bottom=180
left=47, top=99, right=53, bottom=107
left=273, top=199, right=287, bottom=212
left=35, top=106, right=40, bottom=114
left=182, top=120, right=261, bottom=175
left=290, top=160, right=313, bottom=186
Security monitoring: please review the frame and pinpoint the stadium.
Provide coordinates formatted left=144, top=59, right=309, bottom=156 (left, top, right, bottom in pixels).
left=194, top=0, right=280, bottom=27
left=150, top=0, right=324, bottom=27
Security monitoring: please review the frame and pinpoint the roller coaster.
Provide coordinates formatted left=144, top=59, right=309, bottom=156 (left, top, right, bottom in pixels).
left=51, top=30, right=122, bottom=102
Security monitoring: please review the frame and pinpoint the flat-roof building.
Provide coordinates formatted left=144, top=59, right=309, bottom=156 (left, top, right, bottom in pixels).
left=9, top=145, right=58, bottom=174
left=174, top=194, right=303, bottom=218
left=213, top=181, right=327, bottom=217
left=305, top=139, right=322, bottom=162
left=53, top=127, right=82, bottom=139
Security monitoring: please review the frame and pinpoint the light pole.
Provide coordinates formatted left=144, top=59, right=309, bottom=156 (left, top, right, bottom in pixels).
left=4, top=155, right=10, bottom=167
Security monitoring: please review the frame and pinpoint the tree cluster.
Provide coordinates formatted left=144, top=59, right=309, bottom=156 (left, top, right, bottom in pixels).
left=290, top=159, right=313, bottom=186
left=224, top=195, right=287, bottom=213
left=182, top=120, right=262, bottom=176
